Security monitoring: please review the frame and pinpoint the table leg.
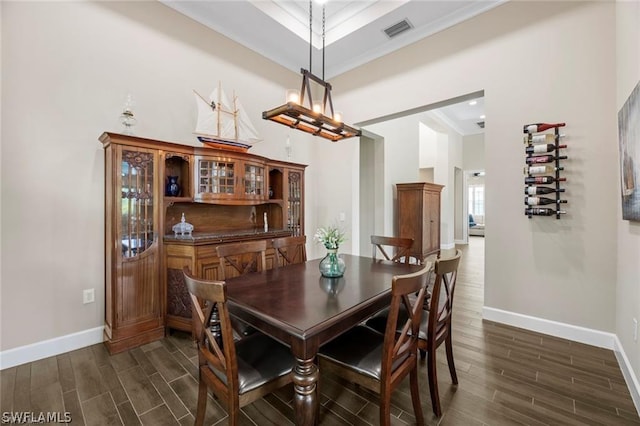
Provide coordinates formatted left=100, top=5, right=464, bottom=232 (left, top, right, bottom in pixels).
left=292, top=357, right=319, bottom=426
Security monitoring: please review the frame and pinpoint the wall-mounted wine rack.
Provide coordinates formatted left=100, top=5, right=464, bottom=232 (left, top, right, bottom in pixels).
left=523, top=122, right=567, bottom=219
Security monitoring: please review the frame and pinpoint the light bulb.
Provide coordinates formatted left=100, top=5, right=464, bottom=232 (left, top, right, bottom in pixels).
left=286, top=89, right=300, bottom=104
left=333, top=111, right=343, bottom=122
left=312, top=102, right=323, bottom=114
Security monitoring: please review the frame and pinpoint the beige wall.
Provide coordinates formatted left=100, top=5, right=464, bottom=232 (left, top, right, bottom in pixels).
left=333, top=1, right=619, bottom=332
left=463, top=133, right=485, bottom=172
left=616, top=0, right=640, bottom=399
left=335, top=2, right=619, bottom=332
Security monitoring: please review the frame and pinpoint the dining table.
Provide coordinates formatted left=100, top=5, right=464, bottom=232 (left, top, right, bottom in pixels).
left=225, top=254, right=425, bottom=426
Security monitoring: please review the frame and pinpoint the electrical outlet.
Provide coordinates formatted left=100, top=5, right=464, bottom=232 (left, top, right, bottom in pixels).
left=83, top=288, right=95, bottom=304
left=633, top=318, right=638, bottom=342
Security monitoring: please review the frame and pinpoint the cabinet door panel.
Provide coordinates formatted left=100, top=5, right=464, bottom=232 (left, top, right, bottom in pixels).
left=118, top=245, right=160, bottom=325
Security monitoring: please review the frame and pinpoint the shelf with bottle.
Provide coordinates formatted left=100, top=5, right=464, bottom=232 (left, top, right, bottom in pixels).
left=523, top=122, right=567, bottom=219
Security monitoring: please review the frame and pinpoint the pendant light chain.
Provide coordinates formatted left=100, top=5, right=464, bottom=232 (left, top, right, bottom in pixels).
left=309, top=0, right=313, bottom=75
left=322, top=5, right=326, bottom=81
left=261, top=0, right=361, bottom=141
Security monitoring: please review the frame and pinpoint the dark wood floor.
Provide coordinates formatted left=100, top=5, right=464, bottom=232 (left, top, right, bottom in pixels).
left=1, top=237, right=639, bottom=425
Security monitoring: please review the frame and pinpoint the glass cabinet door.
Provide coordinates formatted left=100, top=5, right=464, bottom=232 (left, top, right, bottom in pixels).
left=121, top=150, right=155, bottom=258
left=243, top=163, right=265, bottom=197
left=195, top=157, right=237, bottom=201
left=287, top=170, right=302, bottom=236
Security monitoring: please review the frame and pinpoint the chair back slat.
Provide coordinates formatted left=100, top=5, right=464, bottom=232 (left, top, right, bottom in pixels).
left=371, top=235, right=416, bottom=264
left=183, top=267, right=239, bottom=393
left=428, top=250, right=462, bottom=345
left=272, top=236, right=307, bottom=267
left=381, top=265, right=431, bottom=382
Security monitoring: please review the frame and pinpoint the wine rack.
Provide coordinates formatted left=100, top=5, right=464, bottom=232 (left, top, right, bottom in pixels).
left=523, top=123, right=567, bottom=219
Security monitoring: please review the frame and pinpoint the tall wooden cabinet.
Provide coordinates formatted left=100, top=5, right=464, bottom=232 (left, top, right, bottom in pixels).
left=101, top=132, right=307, bottom=352
left=396, top=182, right=443, bottom=262
left=102, top=139, right=164, bottom=354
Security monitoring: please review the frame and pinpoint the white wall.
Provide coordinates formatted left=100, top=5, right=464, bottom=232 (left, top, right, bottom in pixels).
left=363, top=115, right=420, bottom=237
left=419, top=122, right=437, bottom=169
left=333, top=1, right=619, bottom=335
left=463, top=133, right=485, bottom=171
left=616, top=0, right=640, bottom=405
left=0, top=1, right=321, bottom=351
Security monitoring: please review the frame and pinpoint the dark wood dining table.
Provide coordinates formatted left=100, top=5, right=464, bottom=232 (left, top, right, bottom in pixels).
left=225, top=254, right=425, bottom=426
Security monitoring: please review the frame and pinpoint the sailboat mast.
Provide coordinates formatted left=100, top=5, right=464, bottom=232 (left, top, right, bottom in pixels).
left=233, top=91, right=239, bottom=142
left=217, top=81, right=222, bottom=137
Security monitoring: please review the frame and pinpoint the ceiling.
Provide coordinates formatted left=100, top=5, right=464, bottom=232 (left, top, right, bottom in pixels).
left=161, top=0, right=495, bottom=134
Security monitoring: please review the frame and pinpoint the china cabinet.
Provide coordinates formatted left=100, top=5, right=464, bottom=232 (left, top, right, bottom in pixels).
left=101, top=132, right=307, bottom=350
left=396, top=182, right=443, bottom=262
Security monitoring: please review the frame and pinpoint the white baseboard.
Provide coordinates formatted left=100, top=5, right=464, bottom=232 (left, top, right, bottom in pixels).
left=483, top=306, right=640, bottom=415
left=614, top=336, right=640, bottom=416
left=482, top=306, right=616, bottom=349
left=0, top=326, right=104, bottom=370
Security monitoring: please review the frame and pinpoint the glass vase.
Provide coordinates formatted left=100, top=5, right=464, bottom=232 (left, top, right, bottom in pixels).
left=319, top=248, right=346, bottom=278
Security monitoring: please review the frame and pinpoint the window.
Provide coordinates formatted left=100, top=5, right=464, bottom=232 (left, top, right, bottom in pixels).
left=468, top=184, right=484, bottom=216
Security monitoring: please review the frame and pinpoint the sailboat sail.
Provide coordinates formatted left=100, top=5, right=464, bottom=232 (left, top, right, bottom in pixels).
left=194, top=84, right=261, bottom=151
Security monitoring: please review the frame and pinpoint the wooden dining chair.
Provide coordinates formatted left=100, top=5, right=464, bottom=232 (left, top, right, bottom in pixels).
left=366, top=249, right=462, bottom=417
left=183, top=267, right=294, bottom=426
left=318, top=265, right=432, bottom=426
left=272, top=235, right=307, bottom=267
left=215, top=240, right=267, bottom=279
left=370, top=235, right=416, bottom=264
left=215, top=240, right=268, bottom=338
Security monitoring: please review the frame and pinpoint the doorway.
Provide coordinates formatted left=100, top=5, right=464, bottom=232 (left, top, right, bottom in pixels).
left=356, top=91, right=486, bottom=254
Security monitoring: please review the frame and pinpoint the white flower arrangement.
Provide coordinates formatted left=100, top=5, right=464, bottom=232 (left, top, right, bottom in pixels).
left=313, top=225, right=346, bottom=250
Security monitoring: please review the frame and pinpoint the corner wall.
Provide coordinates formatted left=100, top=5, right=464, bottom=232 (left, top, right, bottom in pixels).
left=615, top=0, right=640, bottom=410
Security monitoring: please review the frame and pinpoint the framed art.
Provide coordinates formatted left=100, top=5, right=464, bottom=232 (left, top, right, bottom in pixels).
left=618, top=80, right=640, bottom=221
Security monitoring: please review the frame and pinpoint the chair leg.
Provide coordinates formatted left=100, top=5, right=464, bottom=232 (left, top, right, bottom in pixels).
left=228, top=405, right=240, bottom=426
left=409, top=364, right=425, bottom=425
left=427, top=349, right=441, bottom=417
left=195, top=373, right=208, bottom=426
left=379, top=389, right=391, bottom=426
left=445, top=333, right=458, bottom=385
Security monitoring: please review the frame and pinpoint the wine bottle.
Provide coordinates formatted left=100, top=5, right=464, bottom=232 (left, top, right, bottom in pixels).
left=525, top=196, right=567, bottom=206
left=525, top=186, right=565, bottom=195
left=525, top=207, right=567, bottom=216
left=524, top=165, right=564, bottom=174
left=524, top=175, right=566, bottom=184
left=523, top=134, right=566, bottom=144
left=525, top=143, right=567, bottom=154
left=523, top=122, right=566, bottom=134
left=525, top=154, right=568, bottom=164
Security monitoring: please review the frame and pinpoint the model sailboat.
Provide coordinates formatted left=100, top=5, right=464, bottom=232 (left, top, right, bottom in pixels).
left=194, top=83, right=261, bottom=152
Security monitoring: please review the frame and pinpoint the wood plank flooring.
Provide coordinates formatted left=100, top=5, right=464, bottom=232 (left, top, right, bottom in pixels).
left=1, top=237, right=639, bottom=425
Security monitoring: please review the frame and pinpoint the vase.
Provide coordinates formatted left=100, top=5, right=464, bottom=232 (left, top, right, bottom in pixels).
left=319, top=248, right=346, bottom=278
left=166, top=176, right=180, bottom=197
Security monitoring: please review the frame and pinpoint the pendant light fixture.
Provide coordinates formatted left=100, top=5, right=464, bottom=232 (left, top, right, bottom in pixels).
left=262, top=0, right=361, bottom=142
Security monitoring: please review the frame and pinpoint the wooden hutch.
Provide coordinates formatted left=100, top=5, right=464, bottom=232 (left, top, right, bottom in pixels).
left=101, top=132, right=306, bottom=353
left=396, top=182, right=443, bottom=263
